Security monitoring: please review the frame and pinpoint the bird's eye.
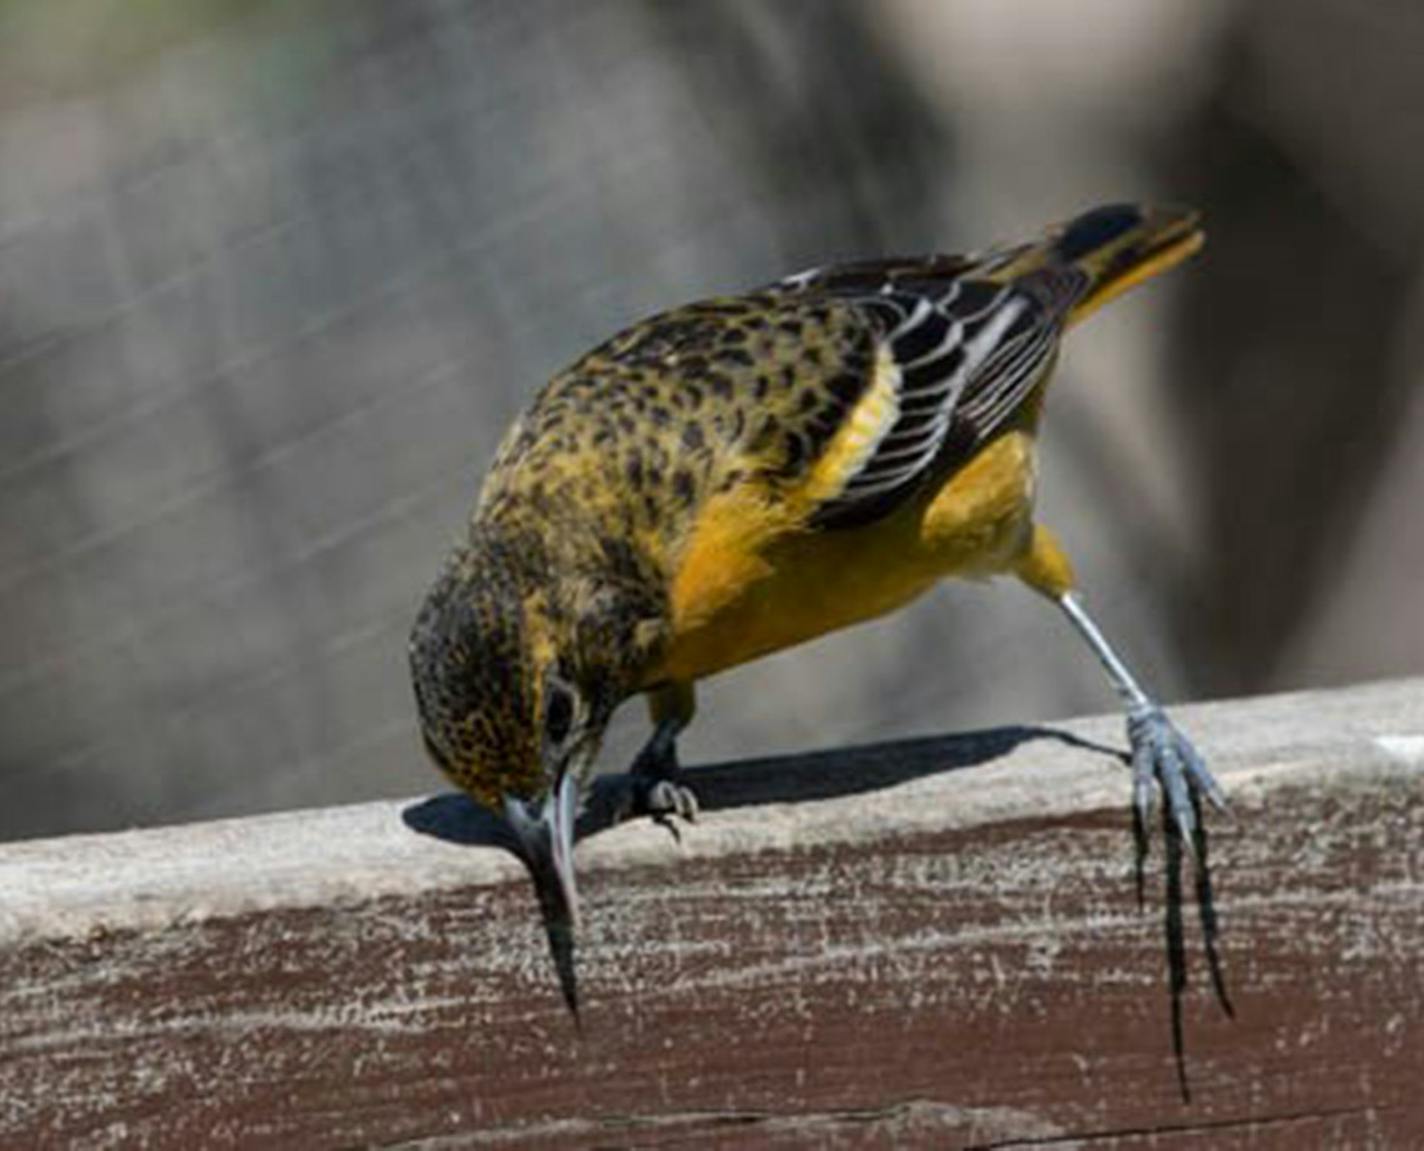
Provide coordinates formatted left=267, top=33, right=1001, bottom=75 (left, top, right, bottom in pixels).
left=544, top=681, right=574, bottom=746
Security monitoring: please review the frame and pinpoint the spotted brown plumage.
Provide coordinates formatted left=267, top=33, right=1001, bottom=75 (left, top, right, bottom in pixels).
left=408, top=203, right=1225, bottom=1016
left=479, top=296, right=874, bottom=544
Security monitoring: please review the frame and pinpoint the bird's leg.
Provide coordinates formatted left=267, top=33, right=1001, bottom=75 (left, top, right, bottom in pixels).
left=1018, top=515, right=1231, bottom=1090
left=1056, top=591, right=1228, bottom=843
left=1053, top=582, right=1237, bottom=1077
left=1014, top=524, right=1227, bottom=846
left=624, top=681, right=699, bottom=834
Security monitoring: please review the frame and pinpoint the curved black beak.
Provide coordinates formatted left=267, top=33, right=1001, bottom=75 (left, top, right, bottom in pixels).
left=506, top=769, right=583, bottom=1020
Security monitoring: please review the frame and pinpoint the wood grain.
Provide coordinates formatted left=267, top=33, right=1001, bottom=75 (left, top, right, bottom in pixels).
left=1, top=679, right=1422, bottom=1148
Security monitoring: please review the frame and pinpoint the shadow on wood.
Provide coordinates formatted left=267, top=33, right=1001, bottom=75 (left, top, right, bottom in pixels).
left=401, top=723, right=1119, bottom=844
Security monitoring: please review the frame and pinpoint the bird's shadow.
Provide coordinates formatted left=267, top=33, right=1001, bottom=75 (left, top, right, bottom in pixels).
left=400, top=722, right=1112, bottom=849
left=400, top=725, right=1104, bottom=1027
left=401, top=720, right=1227, bottom=1095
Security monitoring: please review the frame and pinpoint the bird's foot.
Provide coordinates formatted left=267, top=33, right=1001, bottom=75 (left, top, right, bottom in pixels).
left=1126, top=700, right=1235, bottom=1088
left=1128, top=703, right=1227, bottom=848
left=619, top=731, right=699, bottom=841
left=595, top=772, right=699, bottom=844
left=636, top=777, right=700, bottom=835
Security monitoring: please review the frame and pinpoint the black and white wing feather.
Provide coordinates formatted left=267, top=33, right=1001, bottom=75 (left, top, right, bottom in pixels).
left=772, top=258, right=1085, bottom=529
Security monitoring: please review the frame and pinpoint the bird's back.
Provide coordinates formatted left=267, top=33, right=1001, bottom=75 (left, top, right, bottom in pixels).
left=476, top=291, right=881, bottom=565
left=474, top=204, right=1204, bottom=680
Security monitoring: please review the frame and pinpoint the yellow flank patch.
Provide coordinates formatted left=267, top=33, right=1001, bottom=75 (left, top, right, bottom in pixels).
left=1013, top=522, right=1077, bottom=599
left=919, top=430, right=1037, bottom=568
left=666, top=482, right=789, bottom=635
left=651, top=426, right=1044, bottom=686
left=666, top=346, right=901, bottom=643
left=654, top=506, right=935, bottom=684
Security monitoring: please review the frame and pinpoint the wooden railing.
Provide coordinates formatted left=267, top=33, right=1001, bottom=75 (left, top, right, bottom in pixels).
left=2, top=678, right=1421, bottom=1148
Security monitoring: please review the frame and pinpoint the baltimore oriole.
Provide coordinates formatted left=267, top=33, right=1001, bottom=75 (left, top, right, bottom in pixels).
left=410, top=203, right=1224, bottom=1013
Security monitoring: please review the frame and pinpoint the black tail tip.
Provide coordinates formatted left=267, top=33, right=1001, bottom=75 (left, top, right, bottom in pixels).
left=1053, top=202, right=1202, bottom=266
left=1054, top=203, right=1146, bottom=263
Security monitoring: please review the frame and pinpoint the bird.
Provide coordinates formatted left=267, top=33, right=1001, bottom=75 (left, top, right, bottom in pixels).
left=409, top=202, right=1226, bottom=1015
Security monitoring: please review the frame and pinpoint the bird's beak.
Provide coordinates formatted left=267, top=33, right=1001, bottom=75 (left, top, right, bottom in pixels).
left=545, top=768, right=582, bottom=931
left=506, top=762, right=587, bottom=1020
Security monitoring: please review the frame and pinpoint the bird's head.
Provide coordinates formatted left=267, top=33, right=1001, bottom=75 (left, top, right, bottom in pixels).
left=408, top=534, right=620, bottom=1011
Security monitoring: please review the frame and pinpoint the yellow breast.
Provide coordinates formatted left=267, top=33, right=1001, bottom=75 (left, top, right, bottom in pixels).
left=649, top=429, right=1039, bottom=684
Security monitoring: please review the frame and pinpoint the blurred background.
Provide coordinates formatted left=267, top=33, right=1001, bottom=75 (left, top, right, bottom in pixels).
left=2, top=0, right=1421, bottom=842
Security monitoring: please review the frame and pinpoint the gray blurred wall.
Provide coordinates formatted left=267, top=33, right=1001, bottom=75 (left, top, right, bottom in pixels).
left=1, top=0, right=1420, bottom=841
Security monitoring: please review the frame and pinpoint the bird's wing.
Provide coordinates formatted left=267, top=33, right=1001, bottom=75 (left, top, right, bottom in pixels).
left=767, top=258, right=1086, bottom=530
left=480, top=255, right=1084, bottom=548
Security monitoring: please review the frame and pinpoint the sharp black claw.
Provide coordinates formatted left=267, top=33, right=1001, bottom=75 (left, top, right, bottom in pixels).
left=623, top=725, right=699, bottom=839
left=1181, top=739, right=1229, bottom=813
left=642, top=779, right=700, bottom=841
left=651, top=812, right=683, bottom=844
left=598, top=770, right=701, bottom=840
left=1124, top=701, right=1233, bottom=1097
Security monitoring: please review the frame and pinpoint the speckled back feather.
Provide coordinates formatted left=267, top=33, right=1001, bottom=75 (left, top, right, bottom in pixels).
left=477, top=293, right=884, bottom=562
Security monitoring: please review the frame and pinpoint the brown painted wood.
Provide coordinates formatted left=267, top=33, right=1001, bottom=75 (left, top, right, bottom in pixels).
left=1, top=681, right=1422, bottom=1148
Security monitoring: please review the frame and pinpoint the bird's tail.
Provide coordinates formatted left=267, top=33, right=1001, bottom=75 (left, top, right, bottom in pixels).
left=992, top=203, right=1205, bottom=327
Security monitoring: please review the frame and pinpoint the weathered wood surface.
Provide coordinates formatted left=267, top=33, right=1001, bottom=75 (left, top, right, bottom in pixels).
left=1, top=678, right=1422, bottom=1148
